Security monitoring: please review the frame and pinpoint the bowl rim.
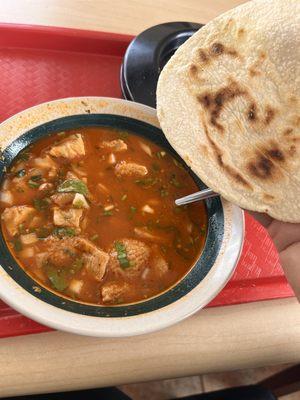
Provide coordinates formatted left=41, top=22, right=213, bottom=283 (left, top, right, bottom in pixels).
left=0, top=96, right=245, bottom=337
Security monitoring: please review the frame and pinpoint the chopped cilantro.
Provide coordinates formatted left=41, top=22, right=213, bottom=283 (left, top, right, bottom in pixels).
left=129, top=205, right=137, bottom=219
left=118, top=131, right=129, bottom=140
left=115, top=241, right=130, bottom=269
left=15, top=169, right=26, bottom=178
left=103, top=210, right=113, bottom=216
left=70, top=258, right=84, bottom=274
left=73, top=196, right=85, bottom=209
left=30, top=175, right=42, bottom=182
left=130, top=206, right=136, bottom=214
left=57, top=179, right=88, bottom=195
left=172, top=158, right=184, bottom=169
left=152, top=163, right=160, bottom=172
left=160, top=245, right=167, bottom=254
left=90, top=234, right=99, bottom=241
left=33, top=198, right=50, bottom=211
left=28, top=180, right=40, bottom=189
left=53, top=227, right=76, bottom=238
left=13, top=238, right=22, bottom=252
left=36, top=227, right=51, bottom=239
left=45, top=266, right=68, bottom=292
left=135, top=177, right=158, bottom=188
left=200, top=226, right=206, bottom=236
left=159, top=187, right=169, bottom=197
left=18, top=224, right=25, bottom=234
left=170, top=174, right=182, bottom=188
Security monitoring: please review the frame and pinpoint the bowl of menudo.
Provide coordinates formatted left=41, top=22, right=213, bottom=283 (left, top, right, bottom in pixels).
left=0, top=97, right=244, bottom=336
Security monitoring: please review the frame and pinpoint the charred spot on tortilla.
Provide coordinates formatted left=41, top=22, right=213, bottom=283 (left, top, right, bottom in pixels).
left=189, top=64, right=198, bottom=76
left=210, top=111, right=224, bottom=132
left=289, top=145, right=296, bottom=156
left=248, top=67, right=260, bottom=77
left=197, top=94, right=211, bottom=108
left=248, top=51, right=267, bottom=78
left=263, top=194, right=275, bottom=202
left=199, top=49, right=209, bottom=63
left=247, top=103, right=257, bottom=121
left=199, top=144, right=209, bottom=157
left=197, top=81, right=248, bottom=132
left=218, top=154, right=252, bottom=188
left=215, top=93, right=224, bottom=107
left=198, top=43, right=238, bottom=65
left=211, top=42, right=238, bottom=57
left=248, top=155, right=274, bottom=179
left=237, top=28, right=246, bottom=38
left=266, top=147, right=284, bottom=162
left=217, top=150, right=252, bottom=188
left=224, top=17, right=235, bottom=32
left=217, top=154, right=223, bottom=166
left=284, top=128, right=293, bottom=136
left=264, top=106, right=276, bottom=125
left=234, top=173, right=252, bottom=188
left=202, top=120, right=252, bottom=189
left=247, top=104, right=276, bottom=125
left=259, top=51, right=266, bottom=60
left=210, top=42, right=225, bottom=55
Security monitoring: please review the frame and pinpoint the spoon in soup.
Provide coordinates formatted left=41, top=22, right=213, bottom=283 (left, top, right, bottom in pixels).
left=175, top=188, right=219, bottom=206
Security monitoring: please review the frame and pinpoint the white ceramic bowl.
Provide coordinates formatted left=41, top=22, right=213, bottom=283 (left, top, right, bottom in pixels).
left=0, top=97, right=244, bottom=337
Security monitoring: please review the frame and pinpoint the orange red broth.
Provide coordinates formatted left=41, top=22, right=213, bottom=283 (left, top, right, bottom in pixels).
left=0, top=127, right=207, bottom=305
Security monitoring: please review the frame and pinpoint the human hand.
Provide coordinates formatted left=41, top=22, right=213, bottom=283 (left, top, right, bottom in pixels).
left=250, top=212, right=300, bottom=301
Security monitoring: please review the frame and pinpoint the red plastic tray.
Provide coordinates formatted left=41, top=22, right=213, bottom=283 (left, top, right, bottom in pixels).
left=0, top=24, right=294, bottom=339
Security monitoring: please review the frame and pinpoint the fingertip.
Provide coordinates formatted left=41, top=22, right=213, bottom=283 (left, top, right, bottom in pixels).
left=245, top=210, right=273, bottom=228
left=280, top=243, right=300, bottom=302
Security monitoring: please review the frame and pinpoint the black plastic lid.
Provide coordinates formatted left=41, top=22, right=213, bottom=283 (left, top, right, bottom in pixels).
left=120, top=22, right=204, bottom=108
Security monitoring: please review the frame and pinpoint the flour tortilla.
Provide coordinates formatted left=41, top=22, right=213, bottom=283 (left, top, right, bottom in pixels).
left=157, top=0, right=300, bottom=222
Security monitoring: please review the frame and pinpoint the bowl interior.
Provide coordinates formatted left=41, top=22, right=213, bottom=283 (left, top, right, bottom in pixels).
left=0, top=113, right=224, bottom=317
